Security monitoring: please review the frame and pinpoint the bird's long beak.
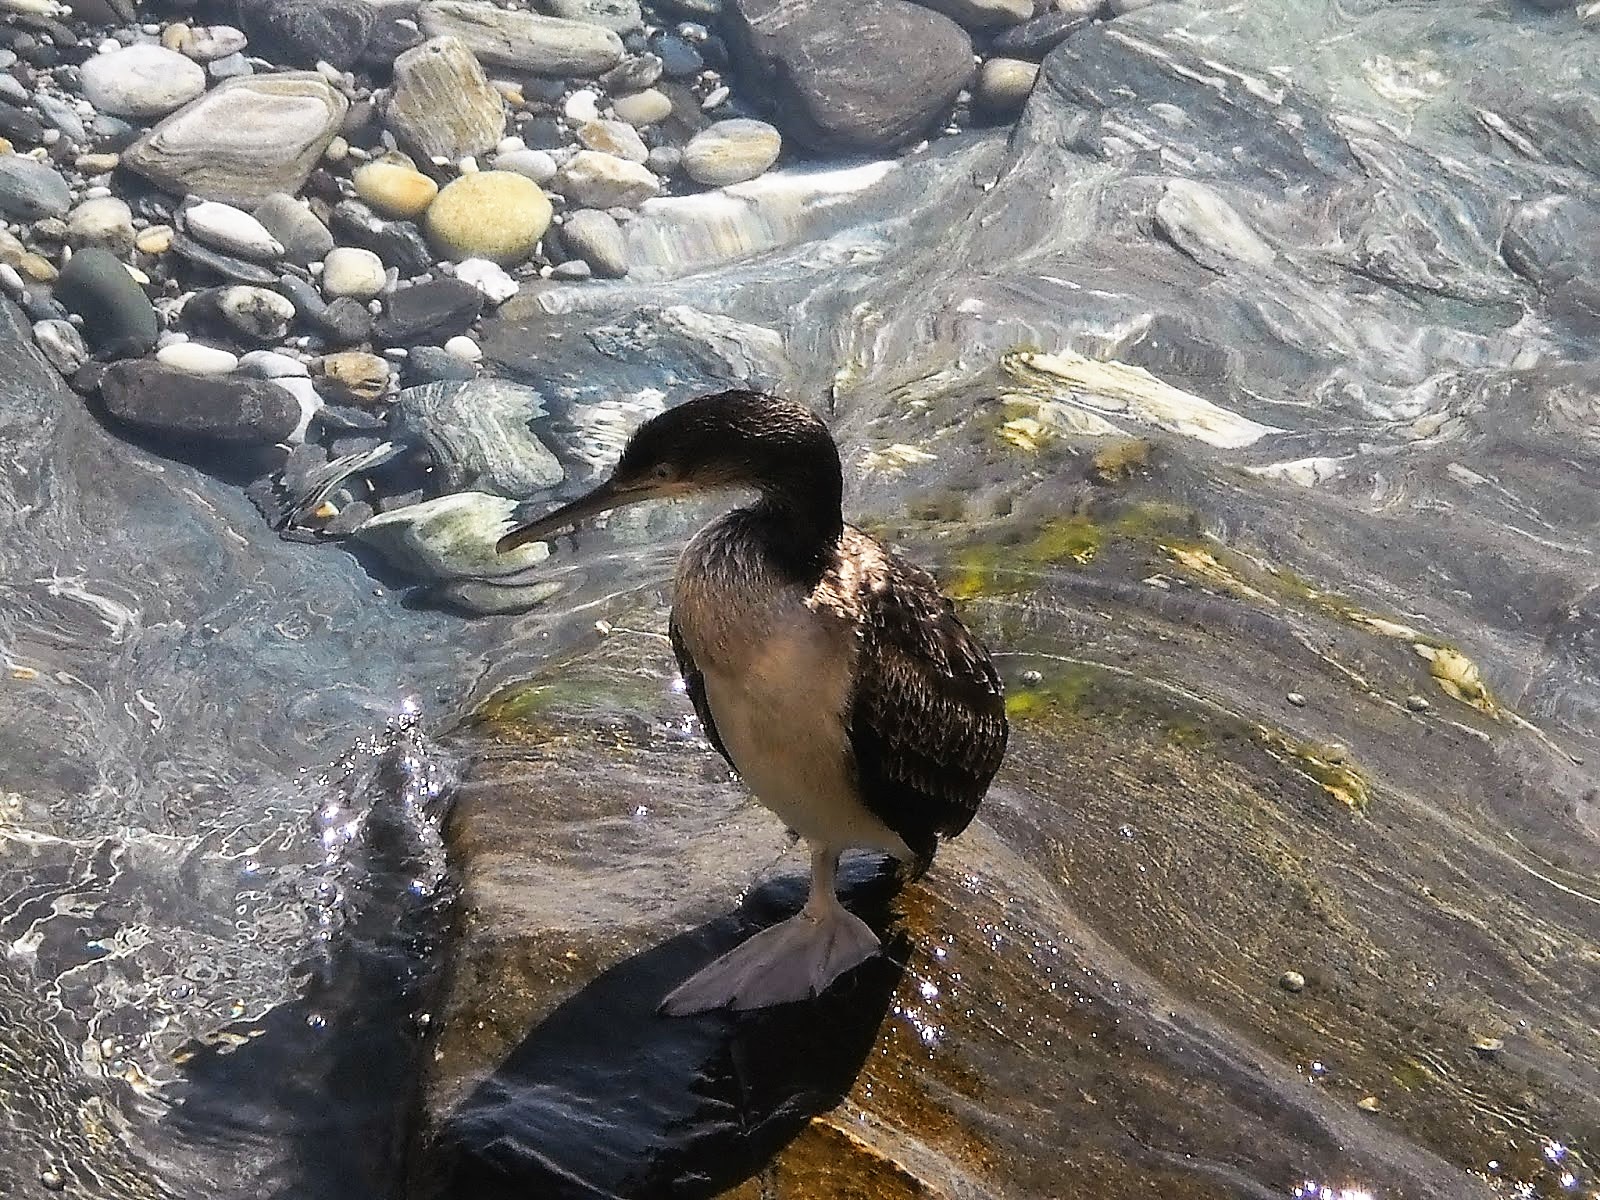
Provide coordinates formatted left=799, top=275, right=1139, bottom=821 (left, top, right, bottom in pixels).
left=496, top=478, right=656, bottom=553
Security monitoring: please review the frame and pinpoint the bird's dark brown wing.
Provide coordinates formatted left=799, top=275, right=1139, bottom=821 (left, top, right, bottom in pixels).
left=840, top=535, right=1008, bottom=863
left=669, top=614, right=734, bottom=769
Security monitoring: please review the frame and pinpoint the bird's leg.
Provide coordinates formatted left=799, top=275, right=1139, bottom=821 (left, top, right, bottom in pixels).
left=660, top=843, right=881, bottom=1016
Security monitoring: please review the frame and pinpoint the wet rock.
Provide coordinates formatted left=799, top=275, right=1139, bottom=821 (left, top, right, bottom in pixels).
left=418, top=1, right=626, bottom=76
left=252, top=192, right=336, bottom=265
left=321, top=247, right=387, bottom=300
left=976, top=56, right=1038, bottom=112
left=355, top=490, right=551, bottom=581
left=553, top=149, right=660, bottom=208
left=577, top=118, right=649, bottom=163
left=454, top=257, right=520, bottom=305
left=315, top=350, right=393, bottom=405
left=196, top=285, right=298, bottom=343
left=647, top=144, right=681, bottom=175
left=180, top=25, right=249, bottom=63
left=182, top=200, right=285, bottom=262
left=32, top=318, right=86, bottom=375
left=425, top=171, right=552, bottom=265
left=54, top=246, right=157, bottom=359
left=0, top=156, right=70, bottom=220
left=123, top=73, right=349, bottom=206
left=724, top=0, right=972, bottom=152
left=1154, top=179, right=1275, bottom=272
left=36, top=94, right=87, bottom=145
left=652, top=33, right=703, bottom=78
left=493, top=148, right=558, bottom=184
left=374, top=276, right=485, bottom=344
left=387, top=36, right=506, bottom=164
left=1501, top=194, right=1600, bottom=285
left=79, top=44, right=206, bottom=119
left=99, top=359, right=300, bottom=443
left=238, top=0, right=378, bottom=71
left=989, top=7, right=1094, bottom=56
left=558, top=208, right=628, bottom=277
left=551, top=259, right=593, bottom=280
left=404, top=344, right=479, bottom=384
left=238, top=349, right=309, bottom=379
left=66, top=195, right=134, bottom=255
left=169, top=233, right=280, bottom=284
left=330, top=200, right=435, bottom=275
left=600, top=52, right=663, bottom=93
left=915, top=0, right=1030, bottom=29
left=156, top=341, right=240, bottom=375
left=316, top=297, right=375, bottom=345
left=682, top=118, right=781, bottom=186
left=612, top=88, right=671, bottom=126
left=391, top=377, right=564, bottom=495
left=0, top=99, right=46, bottom=146
left=548, top=0, right=644, bottom=33
left=353, top=161, right=440, bottom=221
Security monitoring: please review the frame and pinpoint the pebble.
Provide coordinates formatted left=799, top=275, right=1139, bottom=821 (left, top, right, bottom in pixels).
left=316, top=297, right=376, bottom=346
left=653, top=34, right=702, bottom=78
left=0, top=100, right=44, bottom=146
left=559, top=208, right=628, bottom=277
left=208, top=53, right=252, bottom=81
left=374, top=276, right=484, bottom=345
left=54, top=246, right=158, bottom=359
left=353, top=160, right=440, bottom=220
left=493, top=148, right=559, bottom=184
left=182, top=25, right=249, bottom=63
left=33, top=318, right=87, bottom=376
left=1279, top=970, right=1306, bottom=993
left=330, top=200, right=435, bottom=275
left=320, top=247, right=387, bottom=300
left=551, top=259, right=592, bottom=280
left=76, top=152, right=121, bottom=177
left=356, top=490, right=550, bottom=581
left=387, top=34, right=506, bottom=163
left=976, top=57, right=1039, bottom=112
left=80, top=44, right=206, bottom=118
left=1405, top=694, right=1431, bottom=712
left=646, top=145, right=681, bottom=175
left=67, top=195, right=134, bottom=255
left=35, top=94, right=87, bottom=144
left=601, top=53, right=664, bottom=93
left=243, top=202, right=322, bottom=269
left=123, top=73, right=349, bottom=206
left=682, top=118, right=781, bottom=186
left=183, top=200, right=285, bottom=262
left=316, top=350, right=393, bottom=406
left=170, top=233, right=280, bottom=285
left=454, top=257, right=520, bottom=305
left=425, top=170, right=552, bottom=265
left=0, top=156, right=71, bottom=220
left=444, top=334, right=482, bottom=362
left=1020, top=669, right=1043, bottom=686
left=613, top=88, right=672, bottom=126
left=100, top=360, right=302, bottom=444
left=239, top=349, right=310, bottom=379
left=565, top=89, right=602, bottom=123
left=404, top=344, right=478, bottom=384
left=991, top=8, right=1095, bottom=57
left=157, top=341, right=241, bottom=375
left=213, top=285, right=297, bottom=343
left=546, top=0, right=645, bottom=34
left=553, top=150, right=660, bottom=208
left=1287, top=692, right=1306, bottom=707
left=418, top=1, right=626, bottom=76
left=578, top=118, right=649, bottom=163
left=239, top=0, right=378, bottom=71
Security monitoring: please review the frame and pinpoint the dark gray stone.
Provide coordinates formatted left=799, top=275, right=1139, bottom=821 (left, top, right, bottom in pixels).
left=373, top=278, right=484, bottom=346
left=651, top=33, right=702, bottom=77
left=403, top=344, right=478, bottom=384
left=724, top=0, right=972, bottom=152
left=236, top=0, right=379, bottom=70
left=54, top=246, right=158, bottom=359
left=0, top=99, right=46, bottom=145
left=0, top=156, right=70, bottom=220
left=170, top=233, right=281, bottom=285
left=989, top=8, right=1094, bottom=57
left=99, top=360, right=302, bottom=444
left=316, top=297, right=376, bottom=346
left=330, top=200, right=435, bottom=276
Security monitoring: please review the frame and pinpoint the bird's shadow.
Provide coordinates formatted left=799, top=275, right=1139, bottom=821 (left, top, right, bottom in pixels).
left=417, top=858, right=910, bottom=1200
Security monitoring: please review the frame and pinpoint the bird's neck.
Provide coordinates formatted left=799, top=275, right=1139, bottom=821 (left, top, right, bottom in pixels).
left=747, top=479, right=844, bottom=580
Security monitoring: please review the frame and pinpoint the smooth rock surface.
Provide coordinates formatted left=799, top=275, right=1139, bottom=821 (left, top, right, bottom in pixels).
left=547, top=0, right=644, bottom=33
left=492, top=148, right=558, bottom=184
left=558, top=208, right=628, bottom=277
left=425, top=171, right=552, bottom=265
left=373, top=277, right=485, bottom=345
left=321, top=247, right=387, bottom=300
left=123, top=73, right=349, bottom=206
left=99, top=359, right=300, bottom=443
left=976, top=56, right=1039, bottom=112
left=990, top=6, right=1095, bottom=56
left=576, top=118, right=649, bottom=163
left=681, top=118, right=781, bottom=186
left=53, top=246, right=157, bottom=358
left=353, top=161, right=440, bottom=221
left=79, top=44, right=206, bottom=119
left=238, top=0, right=378, bottom=70
left=155, top=341, right=240, bottom=375
left=611, top=88, right=672, bottom=127
left=553, top=150, right=660, bottom=208
left=66, top=195, right=134, bottom=255
left=183, top=201, right=286, bottom=262
left=387, top=35, right=506, bottom=164
left=252, top=192, right=336, bottom=265
left=915, top=0, right=1030, bottom=28
left=0, top=157, right=71, bottom=220
left=355, top=490, right=552, bottom=580
left=390, top=377, right=563, bottom=496
left=419, top=1, right=626, bottom=75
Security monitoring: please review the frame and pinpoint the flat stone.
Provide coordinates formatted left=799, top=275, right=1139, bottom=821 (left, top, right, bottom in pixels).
left=558, top=208, right=628, bottom=277
left=79, top=44, right=206, bottom=119
left=353, top=161, right=440, bottom=221
left=156, top=341, right=240, bottom=375
left=682, top=118, right=781, bottom=186
left=238, top=349, right=310, bottom=378
left=612, top=88, right=672, bottom=126
left=238, top=0, right=378, bottom=70
left=169, top=233, right=280, bottom=284
left=492, top=148, right=558, bottom=184
left=577, top=118, right=649, bottom=163
left=404, top=344, right=479, bottom=384
left=652, top=33, right=703, bottom=78
left=425, top=171, right=552, bottom=265
left=251, top=193, right=336, bottom=265
left=123, top=73, right=349, bottom=206
left=391, top=377, right=564, bottom=496
left=546, top=0, right=644, bottom=34
left=552, top=149, right=660, bottom=208
left=99, top=359, right=301, bottom=444
left=387, top=35, right=507, bottom=164
left=53, top=246, right=157, bottom=359
left=373, top=276, right=485, bottom=345
left=989, top=8, right=1095, bottom=57
left=66, top=195, right=134, bottom=255
left=0, top=157, right=70, bottom=221
left=355, top=490, right=551, bottom=582
left=913, top=0, right=1029, bottom=27
left=724, top=0, right=972, bottom=152
left=182, top=25, right=249, bottom=63
left=182, top=200, right=285, bottom=262
left=321, top=247, right=387, bottom=300
left=419, top=0, right=625, bottom=76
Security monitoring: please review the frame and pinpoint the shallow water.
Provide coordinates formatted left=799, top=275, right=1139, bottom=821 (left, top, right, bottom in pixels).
left=4, top=0, right=1600, bottom=1197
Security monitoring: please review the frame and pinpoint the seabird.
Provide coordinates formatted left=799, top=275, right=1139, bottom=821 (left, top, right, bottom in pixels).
left=497, top=390, right=1008, bottom=1014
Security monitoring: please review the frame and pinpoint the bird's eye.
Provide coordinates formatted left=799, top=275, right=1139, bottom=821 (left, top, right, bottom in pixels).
left=650, top=463, right=674, bottom=482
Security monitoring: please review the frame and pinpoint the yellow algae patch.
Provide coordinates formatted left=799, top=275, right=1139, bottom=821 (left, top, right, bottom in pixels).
left=1257, top=727, right=1371, bottom=812
left=1000, top=348, right=1278, bottom=449
left=860, top=442, right=937, bottom=474
left=1414, top=644, right=1497, bottom=714
left=1162, top=543, right=1277, bottom=606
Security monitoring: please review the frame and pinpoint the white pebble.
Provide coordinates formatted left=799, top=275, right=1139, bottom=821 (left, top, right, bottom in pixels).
left=238, top=349, right=310, bottom=379
left=564, top=89, right=600, bottom=122
left=454, top=257, right=520, bottom=305
left=497, top=136, right=527, bottom=155
left=320, top=247, right=386, bottom=300
left=444, top=335, right=482, bottom=362
left=157, top=342, right=239, bottom=375
left=183, top=200, right=285, bottom=262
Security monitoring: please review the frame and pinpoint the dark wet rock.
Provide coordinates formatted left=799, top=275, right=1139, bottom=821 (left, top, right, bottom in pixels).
left=275, top=271, right=328, bottom=321
left=252, top=193, right=336, bottom=266
left=651, top=33, right=702, bottom=78
left=600, top=52, right=663, bottom=94
left=723, top=0, right=972, bottom=152
left=315, top=297, right=376, bottom=347
left=0, top=156, right=69, bottom=220
left=99, top=360, right=301, bottom=444
left=186, top=285, right=298, bottom=344
left=330, top=200, right=435, bottom=276
left=403, top=344, right=478, bottom=384
left=170, top=232, right=280, bottom=284
left=1500, top=194, right=1600, bottom=285
left=914, top=0, right=1030, bottom=31
left=236, top=0, right=378, bottom=70
left=391, top=377, right=563, bottom=495
left=361, top=10, right=427, bottom=67
left=518, top=115, right=567, bottom=150
left=373, top=277, right=484, bottom=345
left=989, top=7, right=1094, bottom=57
left=53, top=246, right=157, bottom=359
left=0, top=98, right=46, bottom=144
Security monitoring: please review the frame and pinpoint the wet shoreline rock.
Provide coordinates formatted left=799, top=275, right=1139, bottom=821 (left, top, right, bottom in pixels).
left=99, top=359, right=302, bottom=443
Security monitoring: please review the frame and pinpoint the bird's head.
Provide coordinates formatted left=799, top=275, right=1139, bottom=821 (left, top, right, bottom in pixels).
left=497, top=390, right=842, bottom=553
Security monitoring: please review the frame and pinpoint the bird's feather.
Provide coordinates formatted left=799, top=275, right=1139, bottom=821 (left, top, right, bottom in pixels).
left=669, top=615, right=734, bottom=769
